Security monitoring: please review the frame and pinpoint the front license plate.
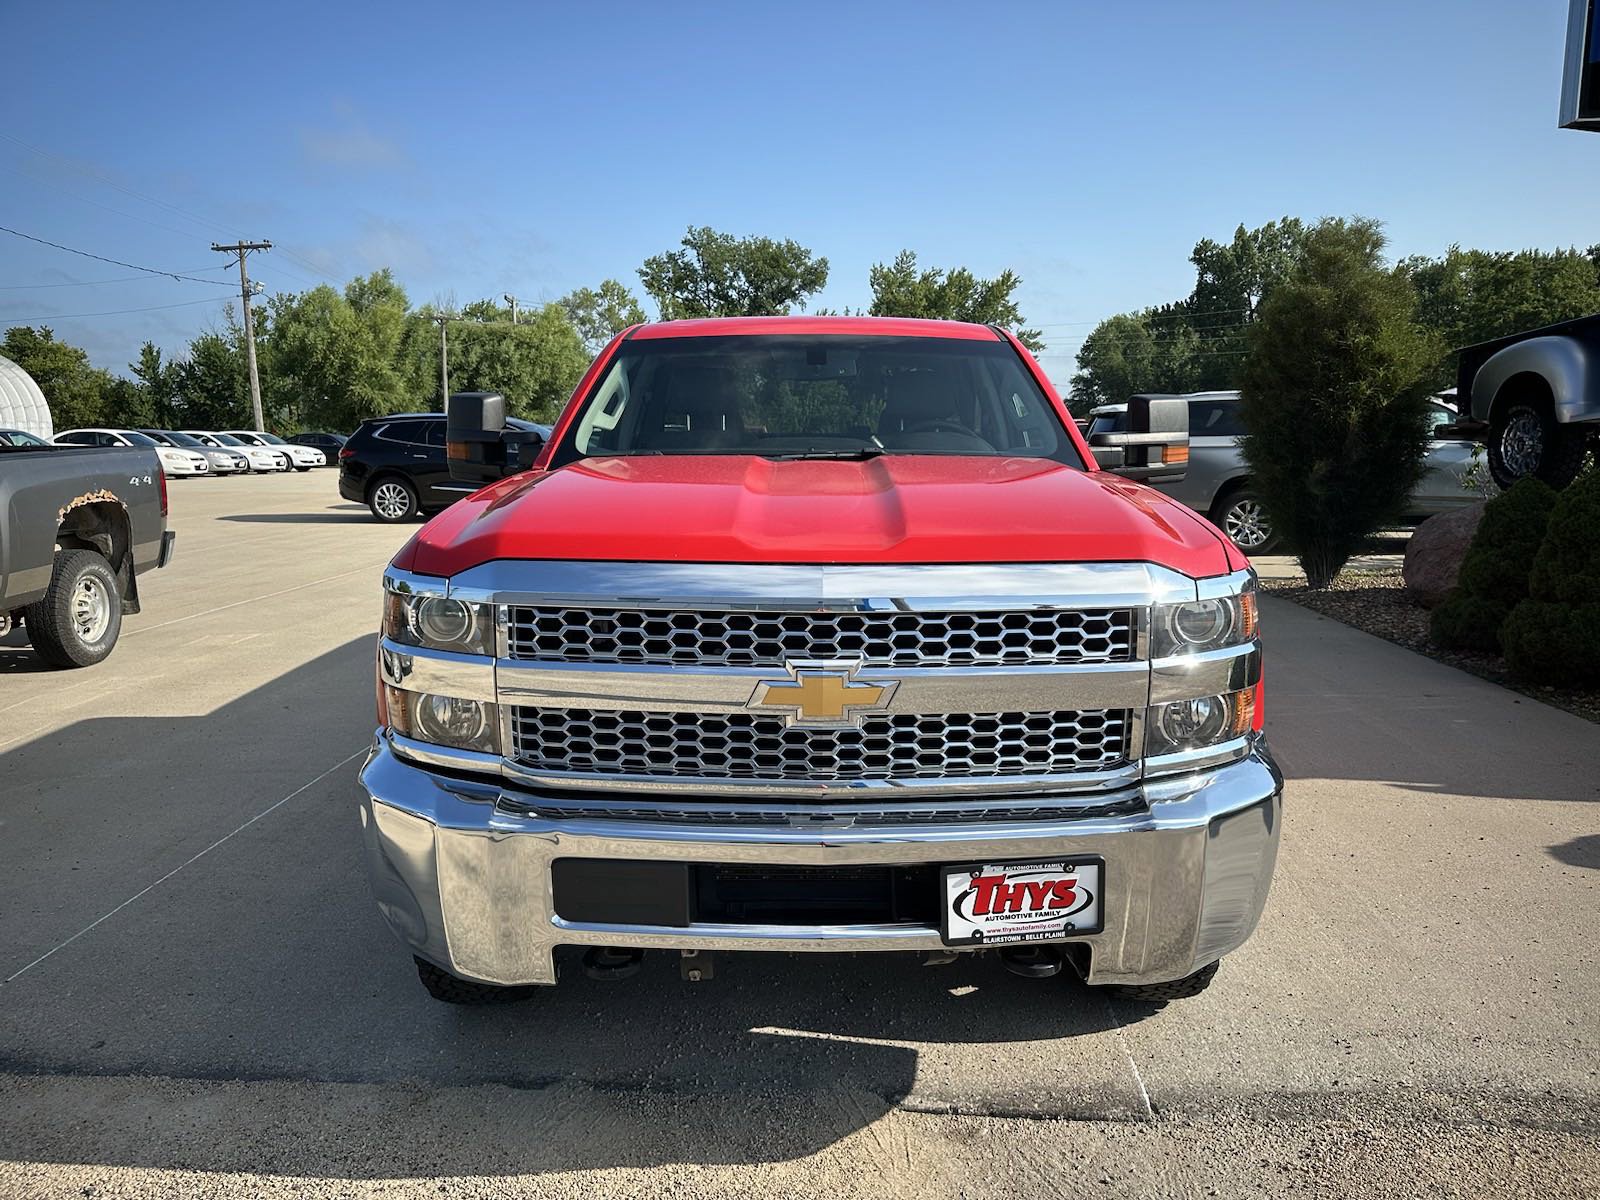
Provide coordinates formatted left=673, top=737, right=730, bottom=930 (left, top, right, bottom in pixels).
left=939, top=859, right=1104, bottom=947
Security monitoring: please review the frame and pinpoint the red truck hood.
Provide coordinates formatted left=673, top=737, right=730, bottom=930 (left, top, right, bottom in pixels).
left=402, top=455, right=1236, bottom=578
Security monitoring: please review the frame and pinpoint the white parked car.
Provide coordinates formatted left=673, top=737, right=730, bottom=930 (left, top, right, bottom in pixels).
left=53, top=428, right=210, bottom=476
left=223, top=430, right=325, bottom=471
left=183, top=431, right=289, bottom=472
left=140, top=429, right=250, bottom=474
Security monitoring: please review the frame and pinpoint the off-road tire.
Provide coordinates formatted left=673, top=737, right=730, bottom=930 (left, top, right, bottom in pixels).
left=1210, top=486, right=1280, bottom=555
left=23, top=549, right=123, bottom=668
left=1104, top=959, right=1220, bottom=1005
left=368, top=475, right=419, bottom=523
left=414, top=956, right=544, bottom=1004
left=1487, top=400, right=1588, bottom=491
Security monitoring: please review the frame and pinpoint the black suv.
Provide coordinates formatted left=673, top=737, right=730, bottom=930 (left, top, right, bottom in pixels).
left=340, top=412, right=550, bottom=522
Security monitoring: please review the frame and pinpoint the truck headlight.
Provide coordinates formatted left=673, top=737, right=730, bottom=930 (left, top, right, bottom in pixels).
left=1146, top=689, right=1255, bottom=756
left=1152, top=586, right=1258, bottom=657
left=385, top=687, right=500, bottom=754
left=383, top=591, right=495, bottom=655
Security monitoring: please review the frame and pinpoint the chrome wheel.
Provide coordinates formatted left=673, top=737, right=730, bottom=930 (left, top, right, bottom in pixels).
left=1224, top=497, right=1272, bottom=552
left=372, top=481, right=412, bottom=520
left=1498, top=408, right=1544, bottom=478
left=72, top=574, right=112, bottom=643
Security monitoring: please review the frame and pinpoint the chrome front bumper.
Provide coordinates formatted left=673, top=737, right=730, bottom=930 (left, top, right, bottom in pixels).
left=357, top=734, right=1283, bottom=987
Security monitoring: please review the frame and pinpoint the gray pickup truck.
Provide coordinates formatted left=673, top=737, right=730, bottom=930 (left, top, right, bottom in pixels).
left=1453, top=313, right=1600, bottom=490
left=0, top=443, right=175, bottom=666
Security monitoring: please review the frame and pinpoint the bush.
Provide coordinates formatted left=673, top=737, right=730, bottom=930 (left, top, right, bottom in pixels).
left=1502, top=471, right=1600, bottom=685
left=1239, top=218, right=1440, bottom=589
left=1429, top=478, right=1557, bottom=652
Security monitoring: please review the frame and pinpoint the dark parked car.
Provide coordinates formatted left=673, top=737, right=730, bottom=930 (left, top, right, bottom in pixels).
left=339, top=411, right=551, bottom=522
left=288, top=431, right=346, bottom=463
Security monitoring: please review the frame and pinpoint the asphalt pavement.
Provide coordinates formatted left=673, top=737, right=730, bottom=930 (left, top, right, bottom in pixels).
left=0, top=470, right=1595, bottom=1198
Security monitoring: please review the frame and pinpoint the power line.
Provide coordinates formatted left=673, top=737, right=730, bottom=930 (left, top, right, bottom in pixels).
left=0, top=268, right=225, bottom=290
left=0, top=225, right=230, bottom=284
left=0, top=294, right=236, bottom=322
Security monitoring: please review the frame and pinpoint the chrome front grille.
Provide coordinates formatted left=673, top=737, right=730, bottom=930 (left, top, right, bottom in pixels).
left=509, top=707, right=1131, bottom=783
left=505, top=605, right=1136, bottom=668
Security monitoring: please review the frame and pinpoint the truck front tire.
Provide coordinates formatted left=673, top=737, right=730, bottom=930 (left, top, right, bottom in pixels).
left=23, top=549, right=123, bottom=668
left=1103, top=959, right=1219, bottom=1005
left=1488, top=399, right=1587, bottom=491
left=414, top=956, right=544, bottom=1004
left=1211, top=487, right=1280, bottom=555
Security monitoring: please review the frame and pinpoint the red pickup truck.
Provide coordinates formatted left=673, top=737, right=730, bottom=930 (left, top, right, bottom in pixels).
left=359, top=316, right=1280, bottom=1005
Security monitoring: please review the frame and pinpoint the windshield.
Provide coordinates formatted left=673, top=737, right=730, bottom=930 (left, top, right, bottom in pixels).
left=160, top=430, right=208, bottom=448
left=256, top=432, right=288, bottom=445
left=1, top=431, right=46, bottom=446
left=121, top=431, right=159, bottom=447
left=556, top=334, right=1080, bottom=466
left=212, top=433, right=247, bottom=447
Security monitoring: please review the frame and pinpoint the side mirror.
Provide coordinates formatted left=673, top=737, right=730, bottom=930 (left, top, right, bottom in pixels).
left=1089, top=395, right=1189, bottom=483
left=447, top=391, right=525, bottom=484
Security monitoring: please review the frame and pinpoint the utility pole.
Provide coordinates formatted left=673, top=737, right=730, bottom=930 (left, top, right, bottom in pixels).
left=211, top=240, right=272, bottom=431
left=503, top=293, right=518, bottom=324
left=432, top=313, right=451, bottom=404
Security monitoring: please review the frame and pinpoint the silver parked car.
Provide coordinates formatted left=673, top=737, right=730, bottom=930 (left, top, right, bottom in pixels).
left=1086, top=392, right=1485, bottom=555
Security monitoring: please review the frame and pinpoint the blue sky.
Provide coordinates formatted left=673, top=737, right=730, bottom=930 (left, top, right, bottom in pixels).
left=3, top=0, right=1598, bottom=388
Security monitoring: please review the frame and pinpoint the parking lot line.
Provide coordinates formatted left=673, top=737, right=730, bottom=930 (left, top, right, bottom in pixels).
left=1, top=747, right=366, bottom=986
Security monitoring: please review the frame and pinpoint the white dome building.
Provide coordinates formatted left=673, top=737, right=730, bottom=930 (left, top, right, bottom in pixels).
left=0, top=353, right=53, bottom=439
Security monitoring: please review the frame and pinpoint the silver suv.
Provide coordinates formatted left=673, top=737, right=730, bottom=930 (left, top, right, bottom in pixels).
left=1086, top=392, right=1483, bottom=554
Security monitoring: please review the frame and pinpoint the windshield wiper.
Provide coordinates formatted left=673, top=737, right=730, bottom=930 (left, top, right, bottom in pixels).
left=760, top=446, right=887, bottom=462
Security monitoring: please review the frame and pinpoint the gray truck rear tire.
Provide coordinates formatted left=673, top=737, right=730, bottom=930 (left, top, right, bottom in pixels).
left=23, top=549, right=123, bottom=668
left=1487, top=400, right=1588, bottom=491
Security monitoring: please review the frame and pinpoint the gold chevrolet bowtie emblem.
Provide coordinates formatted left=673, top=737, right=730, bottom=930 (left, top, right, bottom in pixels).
left=749, top=661, right=900, bottom=728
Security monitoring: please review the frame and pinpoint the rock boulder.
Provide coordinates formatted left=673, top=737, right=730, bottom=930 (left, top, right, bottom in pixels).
left=1403, top=504, right=1487, bottom=609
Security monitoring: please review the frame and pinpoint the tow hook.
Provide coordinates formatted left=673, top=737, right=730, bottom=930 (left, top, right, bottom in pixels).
left=1000, top=946, right=1064, bottom=979
left=581, top=947, right=645, bottom=981
left=680, top=948, right=714, bottom=982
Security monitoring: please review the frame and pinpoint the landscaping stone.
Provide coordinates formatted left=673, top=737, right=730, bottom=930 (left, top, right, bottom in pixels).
left=1403, top=504, right=1486, bottom=609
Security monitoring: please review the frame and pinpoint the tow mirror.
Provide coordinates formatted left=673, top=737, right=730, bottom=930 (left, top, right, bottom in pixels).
left=447, top=391, right=541, bottom=484
left=1089, top=394, right=1189, bottom=483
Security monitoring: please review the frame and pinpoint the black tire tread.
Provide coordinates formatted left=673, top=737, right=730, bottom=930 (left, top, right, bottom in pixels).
left=1488, top=402, right=1588, bottom=491
left=414, top=956, right=543, bottom=1004
left=1105, top=959, right=1219, bottom=1004
left=22, top=549, right=122, bottom=669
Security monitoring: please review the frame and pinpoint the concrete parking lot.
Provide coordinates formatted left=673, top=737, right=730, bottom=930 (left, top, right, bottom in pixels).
left=1, top=470, right=1596, bottom=1198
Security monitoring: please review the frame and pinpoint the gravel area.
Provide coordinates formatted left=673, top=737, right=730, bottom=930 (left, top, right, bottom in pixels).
left=1261, top=569, right=1600, bottom=725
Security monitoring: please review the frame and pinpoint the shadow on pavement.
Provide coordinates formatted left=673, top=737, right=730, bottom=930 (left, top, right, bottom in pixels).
left=1548, top=834, right=1600, bottom=869
left=0, top=637, right=1141, bottom=1179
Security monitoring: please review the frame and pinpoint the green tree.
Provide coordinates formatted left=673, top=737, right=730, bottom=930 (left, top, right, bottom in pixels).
left=865, top=250, right=1044, bottom=351
left=1067, top=308, right=1204, bottom=412
left=445, top=303, right=588, bottom=422
left=639, top=226, right=828, bottom=319
left=1238, top=217, right=1440, bottom=589
left=1, top=326, right=110, bottom=429
left=130, top=341, right=178, bottom=425
left=559, top=279, right=647, bottom=352
left=264, top=271, right=414, bottom=431
left=172, top=331, right=251, bottom=429
left=1400, top=247, right=1600, bottom=385
left=1071, top=218, right=1309, bottom=404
